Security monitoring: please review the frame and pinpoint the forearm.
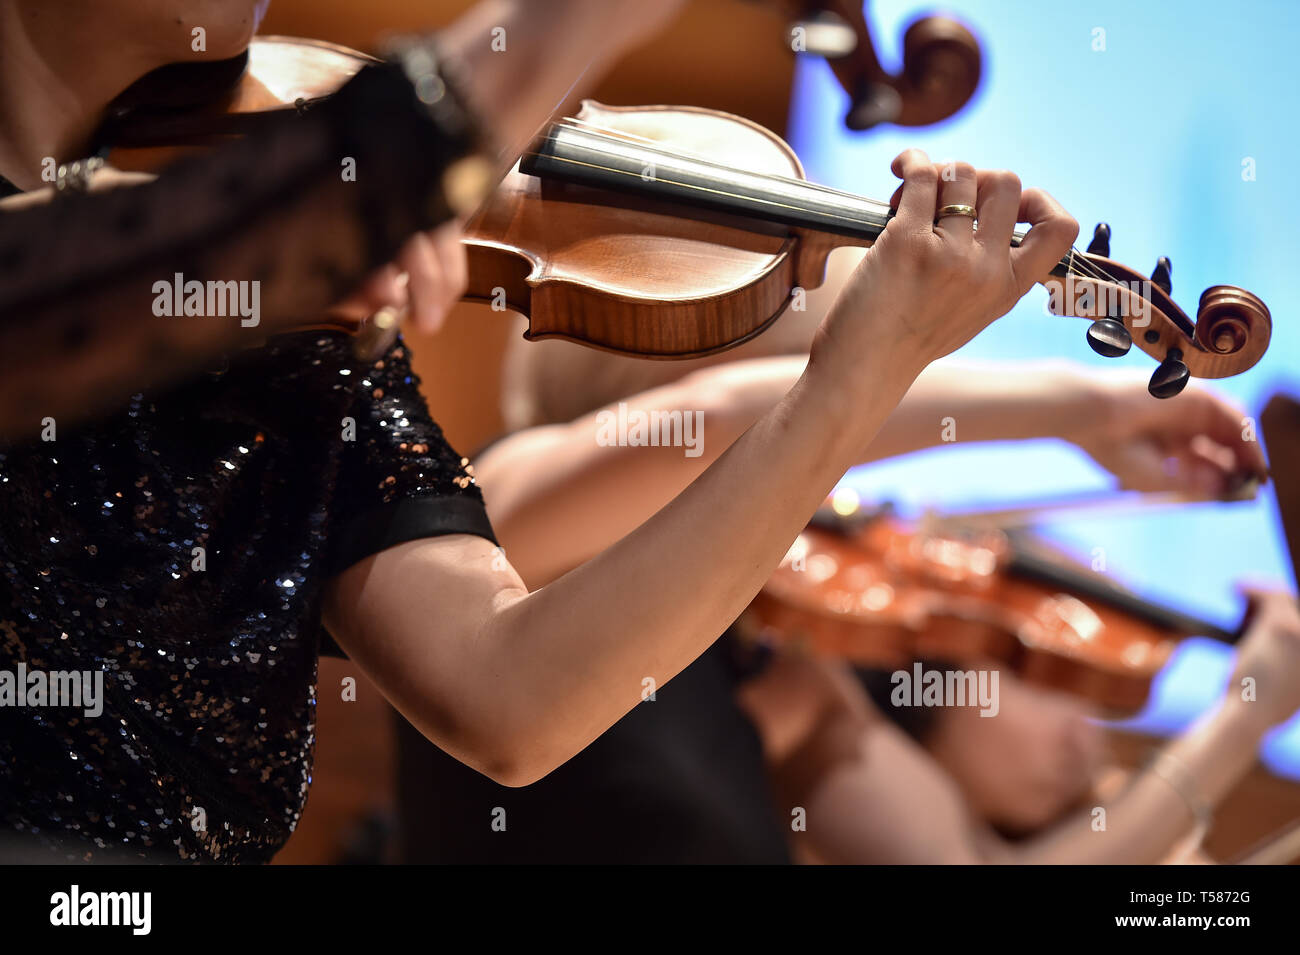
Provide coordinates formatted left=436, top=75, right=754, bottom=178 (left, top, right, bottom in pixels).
left=1002, top=697, right=1265, bottom=864
left=786, top=695, right=1265, bottom=865
left=674, top=357, right=1107, bottom=469
left=483, top=356, right=1108, bottom=585
left=442, top=0, right=681, bottom=159
left=480, top=347, right=927, bottom=780
left=866, top=360, right=1107, bottom=460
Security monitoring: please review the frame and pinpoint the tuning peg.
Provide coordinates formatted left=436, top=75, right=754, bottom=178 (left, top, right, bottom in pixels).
left=1148, top=348, right=1190, bottom=398
left=1086, top=316, right=1132, bottom=357
left=844, top=81, right=902, bottom=131
left=1151, top=256, right=1172, bottom=294
left=1086, top=222, right=1110, bottom=257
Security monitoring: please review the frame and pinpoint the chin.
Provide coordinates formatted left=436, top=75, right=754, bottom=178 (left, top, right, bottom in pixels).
left=992, top=784, right=1090, bottom=837
left=163, top=1, right=263, bottom=62
left=995, top=805, right=1064, bottom=837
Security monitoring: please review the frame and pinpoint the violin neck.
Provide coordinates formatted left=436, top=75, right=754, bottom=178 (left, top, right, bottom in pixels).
left=522, top=122, right=1073, bottom=286
left=1006, top=543, right=1240, bottom=644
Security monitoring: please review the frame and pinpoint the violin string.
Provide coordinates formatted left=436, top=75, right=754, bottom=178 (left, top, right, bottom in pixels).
left=519, top=144, right=896, bottom=234
left=549, top=116, right=950, bottom=225
left=553, top=118, right=1121, bottom=287
left=549, top=117, right=1117, bottom=286
left=540, top=117, right=1120, bottom=287
left=554, top=121, right=1119, bottom=286
left=551, top=117, right=896, bottom=214
left=528, top=144, right=1113, bottom=293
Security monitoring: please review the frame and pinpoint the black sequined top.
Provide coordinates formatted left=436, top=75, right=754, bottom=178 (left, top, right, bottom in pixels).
left=0, top=330, right=494, bottom=863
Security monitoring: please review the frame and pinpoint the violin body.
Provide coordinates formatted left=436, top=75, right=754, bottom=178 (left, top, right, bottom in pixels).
left=105, top=36, right=376, bottom=172
left=741, top=506, right=1237, bottom=714
left=463, top=101, right=860, bottom=358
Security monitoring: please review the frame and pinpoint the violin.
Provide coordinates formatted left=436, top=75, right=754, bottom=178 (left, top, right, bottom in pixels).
left=739, top=495, right=1248, bottom=714
left=0, top=32, right=1274, bottom=446
left=103, top=37, right=377, bottom=164
left=466, top=99, right=1270, bottom=397
left=110, top=38, right=1272, bottom=399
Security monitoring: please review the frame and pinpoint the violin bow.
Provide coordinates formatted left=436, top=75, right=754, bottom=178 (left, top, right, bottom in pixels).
left=937, top=479, right=1261, bottom=530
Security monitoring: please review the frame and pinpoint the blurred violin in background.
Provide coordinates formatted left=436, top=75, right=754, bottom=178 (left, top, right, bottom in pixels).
left=744, top=394, right=1300, bottom=718
left=743, top=491, right=1251, bottom=715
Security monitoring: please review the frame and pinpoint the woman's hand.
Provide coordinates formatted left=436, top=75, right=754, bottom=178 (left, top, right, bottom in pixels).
left=326, top=220, right=467, bottom=337
left=1071, top=373, right=1269, bottom=494
left=811, top=149, right=1079, bottom=380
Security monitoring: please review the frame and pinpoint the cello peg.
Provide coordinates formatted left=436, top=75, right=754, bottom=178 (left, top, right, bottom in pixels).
left=790, top=12, right=858, bottom=59
left=1148, top=348, right=1190, bottom=398
left=844, top=81, right=902, bottom=131
left=1086, top=222, right=1110, bottom=257
left=1151, top=256, right=1172, bottom=294
left=1086, top=316, right=1132, bottom=357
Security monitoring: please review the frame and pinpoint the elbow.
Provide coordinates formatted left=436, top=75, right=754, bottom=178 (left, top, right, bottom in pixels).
left=464, top=741, right=564, bottom=789
left=441, top=715, right=572, bottom=789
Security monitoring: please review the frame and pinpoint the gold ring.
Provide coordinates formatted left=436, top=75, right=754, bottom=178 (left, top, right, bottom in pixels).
left=936, top=203, right=978, bottom=221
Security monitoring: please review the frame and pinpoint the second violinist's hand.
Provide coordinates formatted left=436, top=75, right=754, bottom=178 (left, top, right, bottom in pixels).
left=809, top=149, right=1078, bottom=387
left=1071, top=374, right=1269, bottom=495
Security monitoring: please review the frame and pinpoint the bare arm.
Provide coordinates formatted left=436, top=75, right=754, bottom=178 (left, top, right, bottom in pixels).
left=477, top=355, right=1265, bottom=587
left=325, top=346, right=921, bottom=785
left=323, top=155, right=1080, bottom=785
left=443, top=0, right=688, bottom=163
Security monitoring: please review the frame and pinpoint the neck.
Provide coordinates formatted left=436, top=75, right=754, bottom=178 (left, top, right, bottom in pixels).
left=0, top=3, right=159, bottom=190
left=524, top=121, right=1079, bottom=280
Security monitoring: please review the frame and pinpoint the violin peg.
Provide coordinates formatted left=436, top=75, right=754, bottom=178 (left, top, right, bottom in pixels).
left=1148, top=348, right=1190, bottom=398
left=844, top=81, right=902, bottom=131
left=1086, top=317, right=1132, bottom=357
left=1151, top=256, right=1172, bottom=294
left=1086, top=222, right=1111, bottom=257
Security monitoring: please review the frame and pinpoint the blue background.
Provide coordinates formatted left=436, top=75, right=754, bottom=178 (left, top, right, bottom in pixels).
left=789, top=0, right=1300, bottom=776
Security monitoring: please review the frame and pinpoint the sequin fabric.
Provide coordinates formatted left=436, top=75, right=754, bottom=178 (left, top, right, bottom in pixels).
left=0, top=333, right=491, bottom=863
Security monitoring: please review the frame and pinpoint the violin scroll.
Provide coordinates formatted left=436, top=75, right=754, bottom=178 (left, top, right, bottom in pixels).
left=1049, top=224, right=1271, bottom=396
left=1195, top=285, right=1270, bottom=358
